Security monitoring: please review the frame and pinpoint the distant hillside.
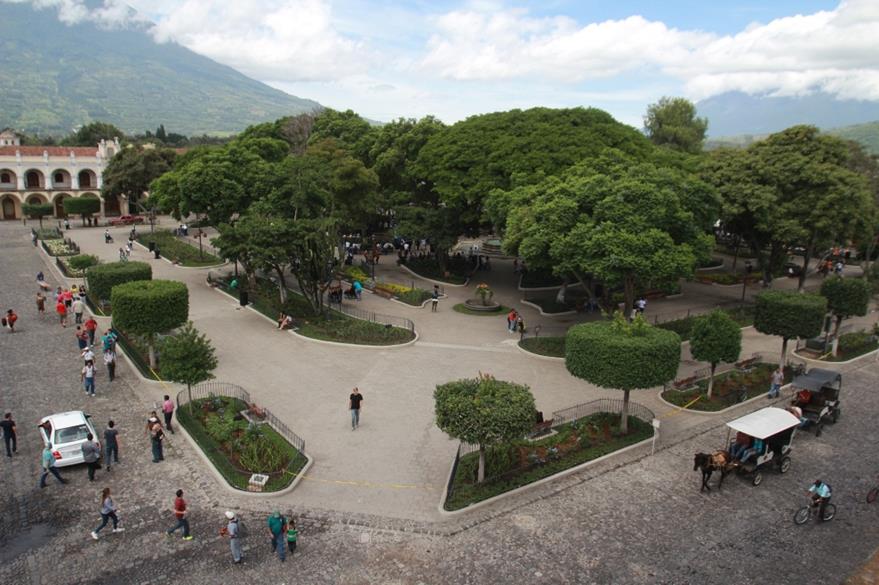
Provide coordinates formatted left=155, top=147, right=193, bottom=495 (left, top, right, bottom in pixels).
left=706, top=120, right=879, bottom=155
left=0, top=3, right=322, bottom=136
left=697, top=91, right=879, bottom=138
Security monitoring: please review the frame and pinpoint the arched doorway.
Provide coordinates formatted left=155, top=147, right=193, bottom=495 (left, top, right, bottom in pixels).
left=1, top=195, right=18, bottom=220
left=54, top=193, right=70, bottom=218
left=103, top=193, right=121, bottom=216
left=78, top=169, right=97, bottom=189
left=26, top=193, right=48, bottom=205
left=25, top=170, right=44, bottom=189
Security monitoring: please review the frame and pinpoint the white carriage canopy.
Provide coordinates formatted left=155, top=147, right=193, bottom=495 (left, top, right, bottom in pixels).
left=726, top=407, right=800, bottom=440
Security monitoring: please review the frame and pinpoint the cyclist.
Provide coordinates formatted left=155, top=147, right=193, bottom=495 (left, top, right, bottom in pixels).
left=808, top=479, right=832, bottom=520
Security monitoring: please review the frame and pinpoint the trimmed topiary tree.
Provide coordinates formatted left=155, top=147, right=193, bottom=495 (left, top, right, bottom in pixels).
left=22, top=203, right=54, bottom=228
left=566, top=313, right=680, bottom=433
left=87, top=261, right=152, bottom=304
left=820, top=276, right=871, bottom=356
left=111, top=280, right=189, bottom=368
left=689, top=310, right=742, bottom=398
left=159, top=322, right=218, bottom=414
left=68, top=254, right=100, bottom=271
left=434, top=373, right=536, bottom=483
left=63, top=197, right=101, bottom=225
left=754, top=290, right=827, bottom=366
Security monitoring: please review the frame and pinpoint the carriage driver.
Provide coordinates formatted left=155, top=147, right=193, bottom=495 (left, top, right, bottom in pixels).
left=808, top=479, right=832, bottom=521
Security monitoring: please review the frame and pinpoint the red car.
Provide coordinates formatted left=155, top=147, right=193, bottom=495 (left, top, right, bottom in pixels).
left=108, top=214, right=145, bottom=226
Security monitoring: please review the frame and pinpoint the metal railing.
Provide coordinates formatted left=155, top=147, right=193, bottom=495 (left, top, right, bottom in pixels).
left=111, top=327, right=157, bottom=380
left=551, top=398, right=654, bottom=427
left=650, top=301, right=753, bottom=326
left=335, top=303, right=415, bottom=332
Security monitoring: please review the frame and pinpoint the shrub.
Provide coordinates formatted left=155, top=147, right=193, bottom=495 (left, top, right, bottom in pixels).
left=689, top=310, right=742, bottom=398
left=754, top=290, right=826, bottom=364
left=87, top=261, right=152, bottom=302
left=68, top=254, right=100, bottom=271
left=23, top=203, right=54, bottom=227
left=111, top=280, right=189, bottom=336
left=63, top=197, right=101, bottom=223
left=838, top=331, right=874, bottom=353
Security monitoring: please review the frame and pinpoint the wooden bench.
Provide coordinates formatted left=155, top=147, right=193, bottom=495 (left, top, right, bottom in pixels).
left=672, top=375, right=699, bottom=390
left=735, top=356, right=759, bottom=371
left=529, top=419, right=554, bottom=439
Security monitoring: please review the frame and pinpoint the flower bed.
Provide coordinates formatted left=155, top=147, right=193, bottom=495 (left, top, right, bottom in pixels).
left=657, top=306, right=754, bottom=342
left=42, top=239, right=78, bottom=256
left=137, top=230, right=221, bottom=267
left=57, top=254, right=100, bottom=277
left=339, top=265, right=373, bottom=284
left=175, top=396, right=306, bottom=492
left=445, top=412, right=652, bottom=510
left=374, top=282, right=432, bottom=306
left=660, top=363, right=793, bottom=411
left=34, top=228, right=62, bottom=240
left=518, top=336, right=566, bottom=357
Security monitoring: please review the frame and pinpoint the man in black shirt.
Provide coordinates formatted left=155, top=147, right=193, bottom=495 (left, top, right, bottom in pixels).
left=1, top=412, right=17, bottom=457
left=349, top=388, right=363, bottom=430
left=104, top=421, right=120, bottom=470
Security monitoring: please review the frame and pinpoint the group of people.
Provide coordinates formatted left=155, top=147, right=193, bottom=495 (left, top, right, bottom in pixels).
left=506, top=309, right=525, bottom=335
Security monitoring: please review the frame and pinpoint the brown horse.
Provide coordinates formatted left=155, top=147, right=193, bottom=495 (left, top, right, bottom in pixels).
left=694, top=451, right=733, bottom=492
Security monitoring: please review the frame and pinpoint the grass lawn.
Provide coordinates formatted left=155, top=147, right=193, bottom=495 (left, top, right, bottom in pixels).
left=176, top=396, right=306, bottom=492
left=453, top=303, right=511, bottom=316
left=405, top=257, right=472, bottom=285
left=657, top=305, right=754, bottom=342
left=445, top=412, right=652, bottom=510
left=138, top=230, right=222, bottom=267
left=660, top=363, right=793, bottom=412
left=520, top=269, right=564, bottom=288
left=519, top=336, right=566, bottom=357
left=216, top=276, right=415, bottom=345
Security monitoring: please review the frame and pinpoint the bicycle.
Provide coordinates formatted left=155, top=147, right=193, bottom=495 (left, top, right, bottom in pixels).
left=794, top=497, right=836, bottom=524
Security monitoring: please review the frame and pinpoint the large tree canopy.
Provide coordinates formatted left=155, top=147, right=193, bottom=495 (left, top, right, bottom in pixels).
left=102, top=145, right=176, bottom=206
left=61, top=122, right=124, bottom=146
left=643, top=97, right=708, bottom=154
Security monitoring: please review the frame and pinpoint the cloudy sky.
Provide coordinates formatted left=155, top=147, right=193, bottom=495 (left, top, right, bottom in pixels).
left=16, top=0, right=879, bottom=127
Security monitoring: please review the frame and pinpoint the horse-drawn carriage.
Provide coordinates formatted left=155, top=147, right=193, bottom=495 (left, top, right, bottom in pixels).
left=789, top=368, right=841, bottom=437
left=695, top=407, right=800, bottom=490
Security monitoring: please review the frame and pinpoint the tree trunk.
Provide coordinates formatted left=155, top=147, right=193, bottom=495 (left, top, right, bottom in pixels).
left=477, top=444, right=486, bottom=483
left=707, top=363, right=717, bottom=399
left=38, top=216, right=43, bottom=228
left=831, top=315, right=843, bottom=357
left=731, top=235, right=740, bottom=271
left=624, top=275, right=635, bottom=318
left=780, top=337, right=789, bottom=369
left=862, top=234, right=878, bottom=280
left=274, top=267, right=288, bottom=304
left=797, top=236, right=815, bottom=293
left=188, top=383, right=193, bottom=415
left=555, top=279, right=567, bottom=305
left=148, top=341, right=157, bottom=370
left=620, top=389, right=630, bottom=434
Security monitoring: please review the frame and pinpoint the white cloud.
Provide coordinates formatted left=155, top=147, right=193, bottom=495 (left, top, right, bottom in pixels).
left=1, top=0, right=145, bottom=26
left=419, top=0, right=879, bottom=102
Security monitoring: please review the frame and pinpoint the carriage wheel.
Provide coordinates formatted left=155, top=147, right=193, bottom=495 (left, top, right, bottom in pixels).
left=822, top=503, right=837, bottom=521
left=831, top=409, right=840, bottom=423
left=867, top=488, right=879, bottom=504
left=794, top=506, right=810, bottom=525
left=752, top=472, right=763, bottom=486
left=779, top=457, right=791, bottom=474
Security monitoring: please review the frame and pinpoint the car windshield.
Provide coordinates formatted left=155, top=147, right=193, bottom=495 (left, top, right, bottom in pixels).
left=54, top=423, right=89, bottom=444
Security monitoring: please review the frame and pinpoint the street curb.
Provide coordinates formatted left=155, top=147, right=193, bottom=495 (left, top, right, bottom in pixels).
left=655, top=382, right=793, bottom=416
left=792, top=348, right=879, bottom=366
left=436, top=434, right=654, bottom=517
left=175, top=412, right=314, bottom=498
left=515, top=342, right=565, bottom=362
left=519, top=298, right=576, bottom=317
left=208, top=283, right=419, bottom=350
left=399, top=263, right=470, bottom=288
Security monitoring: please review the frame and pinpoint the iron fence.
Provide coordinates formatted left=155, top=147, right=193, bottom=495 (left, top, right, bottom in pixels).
left=551, top=398, right=655, bottom=427
left=650, top=301, right=753, bottom=326
left=335, top=303, right=415, bottom=332
left=111, top=327, right=157, bottom=380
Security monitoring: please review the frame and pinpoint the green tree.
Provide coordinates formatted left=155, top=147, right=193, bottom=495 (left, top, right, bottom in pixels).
left=820, top=276, right=871, bottom=356
left=22, top=202, right=54, bottom=228
left=102, top=146, right=176, bottom=208
left=63, top=197, right=101, bottom=225
left=643, top=97, right=708, bottom=153
left=61, top=122, right=124, bottom=146
left=566, top=314, right=680, bottom=433
left=689, top=310, right=742, bottom=398
left=754, top=290, right=827, bottom=366
left=159, top=322, right=218, bottom=414
left=111, top=280, right=189, bottom=368
left=86, top=261, right=152, bottom=303
left=309, top=109, right=377, bottom=165
left=434, top=374, right=536, bottom=483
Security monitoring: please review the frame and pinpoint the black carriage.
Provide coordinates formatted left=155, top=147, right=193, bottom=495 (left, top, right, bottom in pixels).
left=790, top=368, right=841, bottom=437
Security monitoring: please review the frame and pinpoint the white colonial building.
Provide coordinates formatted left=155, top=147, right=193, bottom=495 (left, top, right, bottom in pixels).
left=0, top=129, right=129, bottom=220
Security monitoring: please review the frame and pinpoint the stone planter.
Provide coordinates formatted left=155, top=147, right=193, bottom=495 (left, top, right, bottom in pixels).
left=464, top=298, right=501, bottom=312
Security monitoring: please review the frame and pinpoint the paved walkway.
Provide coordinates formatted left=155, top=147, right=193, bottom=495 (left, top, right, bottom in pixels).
left=32, top=222, right=878, bottom=524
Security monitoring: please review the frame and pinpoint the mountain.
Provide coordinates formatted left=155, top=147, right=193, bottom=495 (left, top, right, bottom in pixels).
left=828, top=121, right=879, bottom=155
left=0, top=2, right=322, bottom=137
left=697, top=91, right=879, bottom=138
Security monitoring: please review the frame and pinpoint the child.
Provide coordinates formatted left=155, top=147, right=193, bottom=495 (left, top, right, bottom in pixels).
left=5, top=309, right=18, bottom=333
left=286, top=516, right=298, bottom=553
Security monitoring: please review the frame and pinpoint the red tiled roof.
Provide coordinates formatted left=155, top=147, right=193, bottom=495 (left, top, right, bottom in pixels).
left=0, top=146, right=99, bottom=157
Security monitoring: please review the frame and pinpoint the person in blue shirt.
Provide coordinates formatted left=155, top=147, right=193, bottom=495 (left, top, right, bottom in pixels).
left=352, top=280, right=362, bottom=301
left=808, top=479, right=832, bottom=520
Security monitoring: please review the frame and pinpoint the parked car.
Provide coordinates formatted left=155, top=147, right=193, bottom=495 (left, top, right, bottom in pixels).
left=108, top=214, right=145, bottom=226
left=38, top=411, right=99, bottom=467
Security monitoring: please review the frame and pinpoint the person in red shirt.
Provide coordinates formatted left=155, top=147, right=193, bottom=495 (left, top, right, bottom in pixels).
left=166, top=489, right=193, bottom=540
left=63, top=289, right=73, bottom=308
left=5, top=309, right=17, bottom=333
left=55, top=301, right=67, bottom=328
left=84, top=316, right=98, bottom=346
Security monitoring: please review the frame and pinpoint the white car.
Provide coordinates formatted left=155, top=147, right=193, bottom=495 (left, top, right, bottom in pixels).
left=38, top=411, right=100, bottom=467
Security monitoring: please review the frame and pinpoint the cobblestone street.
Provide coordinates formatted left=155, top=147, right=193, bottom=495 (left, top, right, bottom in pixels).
left=2, top=222, right=879, bottom=584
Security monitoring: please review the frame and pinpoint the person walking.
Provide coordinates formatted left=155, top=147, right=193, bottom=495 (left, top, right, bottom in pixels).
left=166, top=489, right=193, bottom=540
left=768, top=366, right=784, bottom=399
left=91, top=487, right=123, bottom=540
left=5, top=309, right=17, bottom=333
left=1, top=412, right=16, bottom=457
left=84, top=316, right=98, bottom=346
left=267, top=511, right=287, bottom=562
left=104, top=347, right=116, bottom=382
left=149, top=417, right=165, bottom=463
left=39, top=443, right=67, bottom=488
left=104, top=420, right=119, bottom=470
left=72, top=296, right=84, bottom=324
left=516, top=315, right=525, bottom=339
left=222, top=511, right=243, bottom=564
left=81, top=433, right=101, bottom=482
left=75, top=326, right=89, bottom=351
left=82, top=360, right=96, bottom=396
left=162, top=395, right=175, bottom=434
left=36, top=291, right=46, bottom=316
left=286, top=516, right=298, bottom=554
left=101, top=329, right=117, bottom=353
left=507, top=309, right=518, bottom=333
left=431, top=286, right=439, bottom=312
left=349, top=387, right=363, bottom=430
left=56, top=299, right=67, bottom=328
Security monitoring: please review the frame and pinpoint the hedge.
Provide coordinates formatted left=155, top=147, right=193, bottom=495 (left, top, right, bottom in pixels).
left=820, top=276, right=870, bottom=319
left=111, top=280, right=189, bottom=336
left=87, top=262, right=152, bottom=303
left=63, top=197, right=101, bottom=218
left=566, top=318, right=681, bottom=390
left=754, top=290, right=826, bottom=341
